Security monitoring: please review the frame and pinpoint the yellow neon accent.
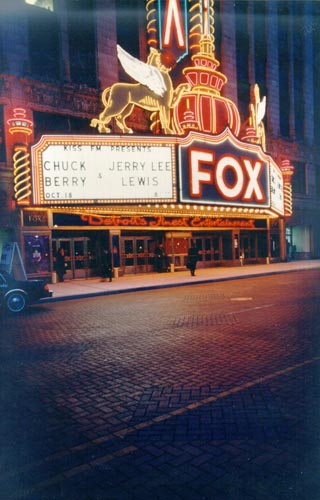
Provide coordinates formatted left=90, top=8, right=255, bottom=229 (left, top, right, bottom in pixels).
left=91, top=47, right=188, bottom=135
left=13, top=146, right=32, bottom=202
left=9, top=126, right=32, bottom=136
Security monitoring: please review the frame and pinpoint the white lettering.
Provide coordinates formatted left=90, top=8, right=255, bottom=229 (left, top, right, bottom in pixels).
left=215, top=156, right=243, bottom=199
left=242, top=159, right=264, bottom=201
left=43, top=161, right=86, bottom=171
left=190, top=150, right=214, bottom=196
left=44, top=177, right=86, bottom=187
left=187, top=147, right=266, bottom=203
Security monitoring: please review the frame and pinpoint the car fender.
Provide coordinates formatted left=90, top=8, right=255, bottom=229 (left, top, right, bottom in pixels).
left=4, top=288, right=28, bottom=300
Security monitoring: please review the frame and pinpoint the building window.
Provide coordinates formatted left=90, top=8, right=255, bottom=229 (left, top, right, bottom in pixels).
left=0, top=23, right=6, bottom=73
left=253, top=1, right=267, bottom=98
left=0, top=105, right=6, bottom=163
left=67, top=0, right=96, bottom=87
left=213, top=0, right=221, bottom=62
left=292, top=161, right=307, bottom=195
left=27, top=5, right=60, bottom=80
left=116, top=0, right=141, bottom=59
left=278, top=1, right=290, bottom=138
left=293, top=2, right=304, bottom=141
left=316, top=167, right=320, bottom=197
left=33, top=111, right=93, bottom=141
left=235, top=1, right=250, bottom=119
left=313, top=3, right=320, bottom=146
left=25, top=0, right=54, bottom=10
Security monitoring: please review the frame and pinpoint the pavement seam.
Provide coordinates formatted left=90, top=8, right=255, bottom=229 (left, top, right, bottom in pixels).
left=19, top=446, right=139, bottom=498
left=8, top=355, right=320, bottom=499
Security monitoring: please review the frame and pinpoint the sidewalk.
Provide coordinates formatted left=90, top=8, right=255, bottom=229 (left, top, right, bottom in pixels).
left=46, top=259, right=320, bottom=302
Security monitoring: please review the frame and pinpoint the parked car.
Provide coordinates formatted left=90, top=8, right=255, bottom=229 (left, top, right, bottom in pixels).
left=0, top=271, right=53, bottom=313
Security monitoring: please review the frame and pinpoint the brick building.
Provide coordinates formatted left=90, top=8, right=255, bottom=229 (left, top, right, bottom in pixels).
left=0, top=0, right=318, bottom=279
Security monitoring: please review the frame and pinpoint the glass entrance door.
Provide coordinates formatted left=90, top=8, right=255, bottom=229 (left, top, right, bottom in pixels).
left=121, top=237, right=154, bottom=274
left=53, top=238, right=94, bottom=279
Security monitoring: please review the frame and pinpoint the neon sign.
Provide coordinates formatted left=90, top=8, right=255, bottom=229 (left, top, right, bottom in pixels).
left=79, top=214, right=257, bottom=229
left=189, top=150, right=265, bottom=202
left=179, top=130, right=284, bottom=214
left=156, top=0, right=189, bottom=62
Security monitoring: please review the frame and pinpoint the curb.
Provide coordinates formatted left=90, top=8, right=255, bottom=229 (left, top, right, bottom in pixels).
left=42, top=264, right=320, bottom=304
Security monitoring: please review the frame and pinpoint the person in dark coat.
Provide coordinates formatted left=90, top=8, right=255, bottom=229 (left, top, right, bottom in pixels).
left=187, top=242, right=200, bottom=276
left=55, top=247, right=66, bottom=282
left=154, top=243, right=168, bottom=273
left=101, top=249, right=113, bottom=282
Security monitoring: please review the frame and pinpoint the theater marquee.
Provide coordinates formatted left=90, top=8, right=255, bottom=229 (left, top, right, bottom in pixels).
left=31, top=135, right=177, bottom=205
left=31, top=131, right=284, bottom=216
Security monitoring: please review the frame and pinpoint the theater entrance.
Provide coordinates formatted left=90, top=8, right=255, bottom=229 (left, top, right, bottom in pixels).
left=52, top=237, right=97, bottom=279
left=121, top=236, right=155, bottom=274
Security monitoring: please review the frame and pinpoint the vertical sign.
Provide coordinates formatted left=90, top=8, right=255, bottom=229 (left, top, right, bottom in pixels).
left=158, top=0, right=188, bottom=62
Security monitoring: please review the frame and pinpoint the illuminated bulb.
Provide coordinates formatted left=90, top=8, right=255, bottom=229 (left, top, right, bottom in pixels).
left=186, top=205, right=190, bottom=209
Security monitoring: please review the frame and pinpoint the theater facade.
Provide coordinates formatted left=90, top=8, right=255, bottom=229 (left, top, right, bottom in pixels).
left=9, top=0, right=294, bottom=280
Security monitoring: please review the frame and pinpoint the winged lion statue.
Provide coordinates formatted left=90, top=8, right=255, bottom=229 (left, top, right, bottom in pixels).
left=90, top=45, right=189, bottom=135
left=245, top=83, right=267, bottom=151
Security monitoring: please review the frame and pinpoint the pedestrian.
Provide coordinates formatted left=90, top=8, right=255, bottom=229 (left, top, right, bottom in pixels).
left=55, top=247, right=66, bottom=282
left=239, top=250, right=244, bottom=266
left=187, top=242, right=200, bottom=276
left=101, top=248, right=113, bottom=282
left=154, top=243, right=167, bottom=273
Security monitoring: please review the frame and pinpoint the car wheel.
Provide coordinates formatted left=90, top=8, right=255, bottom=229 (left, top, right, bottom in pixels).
left=6, top=291, right=28, bottom=313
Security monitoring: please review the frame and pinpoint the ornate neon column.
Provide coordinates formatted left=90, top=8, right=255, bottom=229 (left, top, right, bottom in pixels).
left=277, top=158, right=294, bottom=261
left=280, top=159, right=295, bottom=217
left=173, top=1, right=241, bottom=136
left=7, top=108, right=33, bottom=206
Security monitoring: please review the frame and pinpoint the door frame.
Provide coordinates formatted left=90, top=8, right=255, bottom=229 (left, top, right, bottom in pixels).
left=53, top=237, right=91, bottom=279
left=121, top=236, right=154, bottom=274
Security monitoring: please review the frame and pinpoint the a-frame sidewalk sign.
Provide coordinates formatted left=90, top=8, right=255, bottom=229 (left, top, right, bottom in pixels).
left=0, top=242, right=27, bottom=280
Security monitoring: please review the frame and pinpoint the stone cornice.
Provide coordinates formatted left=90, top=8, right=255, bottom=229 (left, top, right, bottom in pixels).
left=20, top=78, right=100, bottom=118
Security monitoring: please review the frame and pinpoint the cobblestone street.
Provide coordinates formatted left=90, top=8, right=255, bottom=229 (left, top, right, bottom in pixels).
left=1, top=270, right=320, bottom=500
